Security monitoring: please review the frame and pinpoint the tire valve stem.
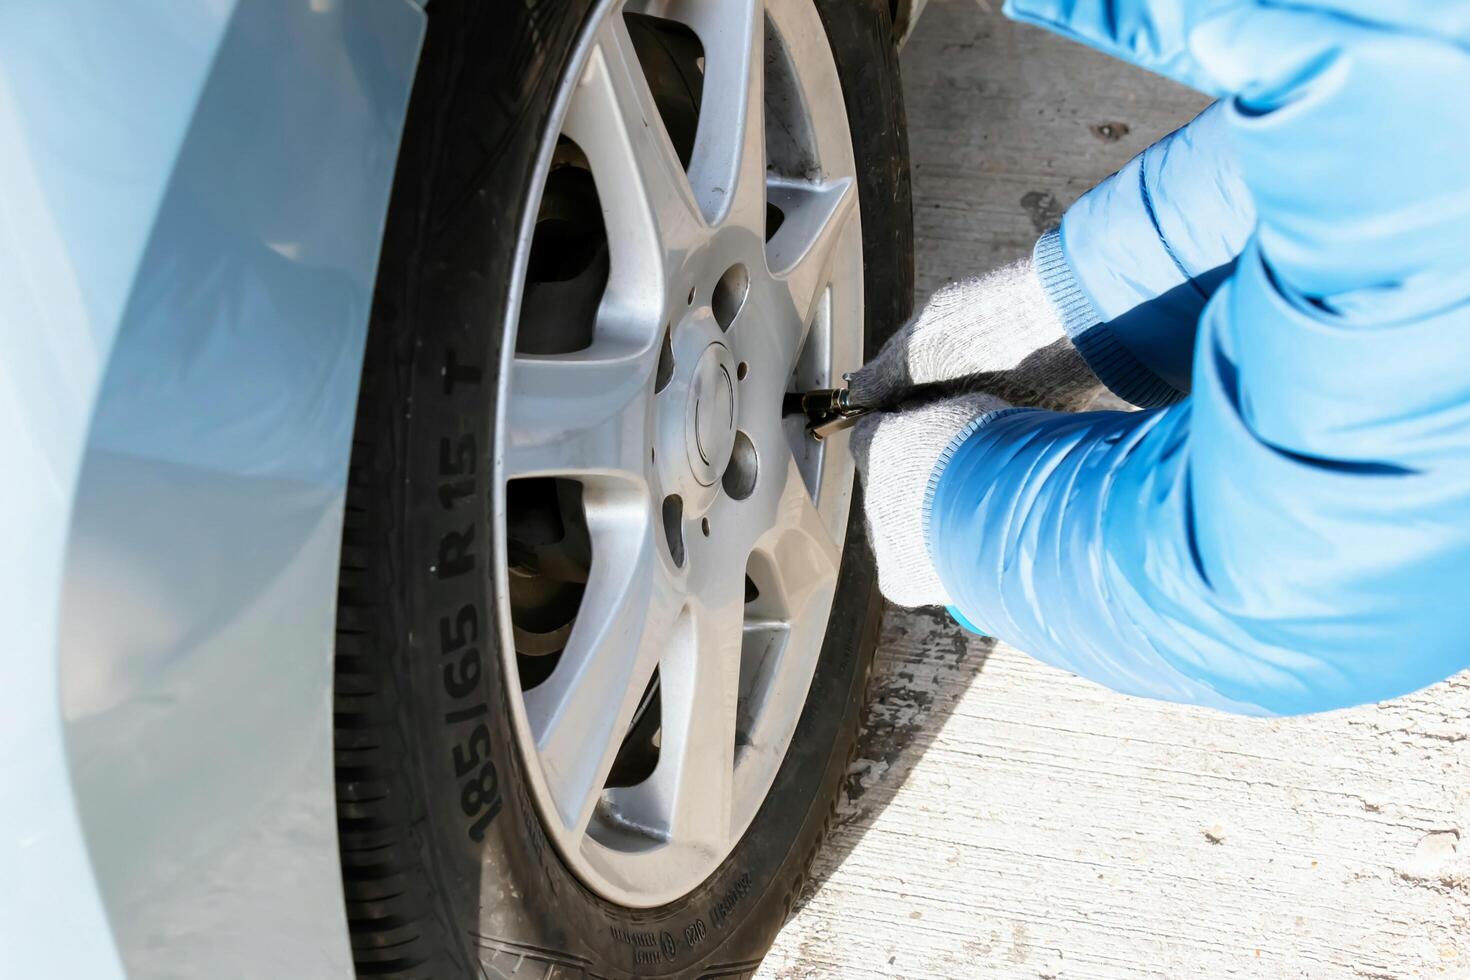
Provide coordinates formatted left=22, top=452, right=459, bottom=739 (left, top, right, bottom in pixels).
left=784, top=387, right=871, bottom=441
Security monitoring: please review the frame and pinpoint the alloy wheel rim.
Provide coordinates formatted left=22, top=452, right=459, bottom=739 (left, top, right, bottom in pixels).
left=493, top=0, right=863, bottom=907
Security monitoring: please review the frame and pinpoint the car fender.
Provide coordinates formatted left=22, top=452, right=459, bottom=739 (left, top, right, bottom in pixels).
left=0, top=0, right=424, bottom=975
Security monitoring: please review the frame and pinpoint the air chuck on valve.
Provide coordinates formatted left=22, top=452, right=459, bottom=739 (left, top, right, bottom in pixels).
left=783, top=387, right=872, bottom=441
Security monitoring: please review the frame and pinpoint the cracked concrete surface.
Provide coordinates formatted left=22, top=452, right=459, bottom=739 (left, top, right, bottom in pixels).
left=759, top=3, right=1470, bottom=977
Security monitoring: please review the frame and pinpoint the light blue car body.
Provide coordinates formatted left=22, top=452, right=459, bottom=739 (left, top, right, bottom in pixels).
left=0, top=0, right=425, bottom=974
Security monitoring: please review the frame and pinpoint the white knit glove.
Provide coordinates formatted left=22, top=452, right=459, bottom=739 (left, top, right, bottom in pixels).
left=848, top=257, right=1099, bottom=411
left=852, top=392, right=1010, bottom=608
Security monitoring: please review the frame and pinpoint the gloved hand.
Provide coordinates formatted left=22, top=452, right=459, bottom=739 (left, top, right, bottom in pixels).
left=916, top=1, right=1470, bottom=715
left=847, top=258, right=1101, bottom=412
left=851, top=392, right=1014, bottom=607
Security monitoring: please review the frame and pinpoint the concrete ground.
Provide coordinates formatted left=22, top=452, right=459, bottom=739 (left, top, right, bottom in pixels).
left=760, top=2, right=1470, bottom=977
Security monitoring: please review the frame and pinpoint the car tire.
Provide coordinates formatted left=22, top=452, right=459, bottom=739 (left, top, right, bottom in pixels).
left=333, top=1, right=913, bottom=977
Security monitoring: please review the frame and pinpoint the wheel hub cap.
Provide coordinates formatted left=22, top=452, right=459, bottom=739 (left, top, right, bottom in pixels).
left=686, top=343, right=737, bottom=485
left=655, top=309, right=736, bottom=512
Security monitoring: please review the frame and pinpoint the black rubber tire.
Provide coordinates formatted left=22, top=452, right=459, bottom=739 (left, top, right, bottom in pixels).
left=333, top=2, right=913, bottom=977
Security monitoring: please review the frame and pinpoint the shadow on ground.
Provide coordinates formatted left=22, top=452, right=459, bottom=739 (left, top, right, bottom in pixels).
left=801, top=606, right=997, bottom=906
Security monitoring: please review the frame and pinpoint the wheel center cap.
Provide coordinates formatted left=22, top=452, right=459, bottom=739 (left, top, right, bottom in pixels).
left=686, top=342, right=737, bottom=486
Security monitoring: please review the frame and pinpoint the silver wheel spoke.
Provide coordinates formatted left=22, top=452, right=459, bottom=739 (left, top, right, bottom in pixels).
left=523, top=504, right=678, bottom=836
left=667, top=584, right=743, bottom=846
left=504, top=345, right=653, bottom=481
left=568, top=16, right=706, bottom=327
left=680, top=0, right=766, bottom=229
left=607, top=569, right=743, bottom=850
left=759, top=453, right=842, bottom=601
left=728, top=456, right=839, bottom=807
left=767, top=175, right=858, bottom=340
left=735, top=178, right=857, bottom=394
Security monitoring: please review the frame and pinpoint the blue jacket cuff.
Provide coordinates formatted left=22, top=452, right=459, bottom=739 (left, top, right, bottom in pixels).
left=921, top=407, right=1034, bottom=586
left=1034, top=228, right=1184, bottom=409
left=1033, top=227, right=1100, bottom=336
left=945, top=604, right=990, bottom=636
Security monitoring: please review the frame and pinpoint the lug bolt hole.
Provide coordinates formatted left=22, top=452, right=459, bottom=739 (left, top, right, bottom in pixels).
left=701, top=517, right=711, bottom=537
left=662, top=495, right=685, bottom=567
left=713, top=264, right=749, bottom=331
left=687, top=286, right=696, bottom=306
left=654, top=323, right=675, bottom=393
left=736, top=361, right=749, bottom=381
left=722, top=431, right=758, bottom=501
